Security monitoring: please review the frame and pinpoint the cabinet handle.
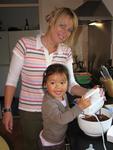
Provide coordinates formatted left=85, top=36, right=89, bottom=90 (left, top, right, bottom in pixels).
left=0, top=37, right=2, bottom=39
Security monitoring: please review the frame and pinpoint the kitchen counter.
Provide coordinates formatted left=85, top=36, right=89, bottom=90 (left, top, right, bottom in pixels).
left=66, top=93, right=113, bottom=150
left=67, top=119, right=113, bottom=150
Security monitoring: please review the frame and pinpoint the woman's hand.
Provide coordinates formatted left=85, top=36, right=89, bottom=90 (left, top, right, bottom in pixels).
left=99, top=87, right=106, bottom=101
left=2, top=112, right=13, bottom=133
left=93, top=85, right=106, bottom=101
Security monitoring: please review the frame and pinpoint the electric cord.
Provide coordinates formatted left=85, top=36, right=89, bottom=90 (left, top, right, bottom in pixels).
left=92, top=114, right=107, bottom=150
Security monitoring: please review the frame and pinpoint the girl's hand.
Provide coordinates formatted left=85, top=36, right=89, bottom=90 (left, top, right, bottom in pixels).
left=76, top=97, right=91, bottom=110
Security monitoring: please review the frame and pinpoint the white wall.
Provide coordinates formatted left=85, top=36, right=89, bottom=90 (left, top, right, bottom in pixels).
left=103, top=0, right=113, bottom=64
left=103, top=0, right=113, bottom=16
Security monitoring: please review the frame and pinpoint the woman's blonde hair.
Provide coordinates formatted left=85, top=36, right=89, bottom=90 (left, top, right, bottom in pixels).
left=45, top=7, right=78, bottom=48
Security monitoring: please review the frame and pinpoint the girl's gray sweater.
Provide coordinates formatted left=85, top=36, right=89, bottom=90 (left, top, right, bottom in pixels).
left=42, top=92, right=82, bottom=143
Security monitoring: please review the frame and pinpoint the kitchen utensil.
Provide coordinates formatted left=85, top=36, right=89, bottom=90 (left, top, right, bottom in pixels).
left=78, top=108, right=112, bottom=137
left=100, top=65, right=111, bottom=79
left=83, top=88, right=104, bottom=115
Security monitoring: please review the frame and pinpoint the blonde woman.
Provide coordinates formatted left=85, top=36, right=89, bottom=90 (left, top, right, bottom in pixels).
left=3, top=7, right=104, bottom=150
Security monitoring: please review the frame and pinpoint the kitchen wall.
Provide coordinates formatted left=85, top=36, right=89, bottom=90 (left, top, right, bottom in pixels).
left=72, top=25, right=88, bottom=72
left=102, top=0, right=113, bottom=65
left=88, top=21, right=111, bottom=72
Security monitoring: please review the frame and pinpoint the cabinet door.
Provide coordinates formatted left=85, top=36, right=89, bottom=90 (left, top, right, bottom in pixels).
left=9, top=30, right=40, bottom=58
left=0, top=32, right=10, bottom=64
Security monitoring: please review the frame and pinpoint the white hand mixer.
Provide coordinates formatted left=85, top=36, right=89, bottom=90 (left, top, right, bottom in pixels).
left=83, top=87, right=105, bottom=115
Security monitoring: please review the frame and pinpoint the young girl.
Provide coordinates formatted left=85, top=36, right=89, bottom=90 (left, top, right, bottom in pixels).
left=39, top=63, right=90, bottom=150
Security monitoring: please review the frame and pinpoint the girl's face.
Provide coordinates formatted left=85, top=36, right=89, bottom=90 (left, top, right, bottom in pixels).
left=45, top=73, right=68, bottom=100
left=49, top=15, right=73, bottom=44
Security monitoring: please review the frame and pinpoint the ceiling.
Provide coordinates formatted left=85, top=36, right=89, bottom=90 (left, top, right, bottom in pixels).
left=74, top=0, right=113, bottom=21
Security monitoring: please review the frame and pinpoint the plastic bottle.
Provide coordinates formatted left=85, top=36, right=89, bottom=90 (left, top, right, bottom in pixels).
left=85, top=144, right=95, bottom=150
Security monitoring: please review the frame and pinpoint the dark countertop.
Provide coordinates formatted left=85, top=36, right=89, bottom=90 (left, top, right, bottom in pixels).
left=67, top=93, right=113, bottom=150
left=67, top=119, right=113, bottom=150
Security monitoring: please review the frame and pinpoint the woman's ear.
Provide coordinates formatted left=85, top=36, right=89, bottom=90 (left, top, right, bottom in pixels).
left=48, top=20, right=53, bottom=28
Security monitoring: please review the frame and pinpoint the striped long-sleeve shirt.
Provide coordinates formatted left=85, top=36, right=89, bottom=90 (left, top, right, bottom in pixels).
left=6, top=34, right=78, bottom=112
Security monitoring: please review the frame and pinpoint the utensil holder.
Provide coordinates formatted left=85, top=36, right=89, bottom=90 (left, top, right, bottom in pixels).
left=101, top=78, right=113, bottom=97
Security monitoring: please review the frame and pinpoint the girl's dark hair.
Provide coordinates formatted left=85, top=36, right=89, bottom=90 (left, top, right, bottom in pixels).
left=42, top=63, right=69, bottom=88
